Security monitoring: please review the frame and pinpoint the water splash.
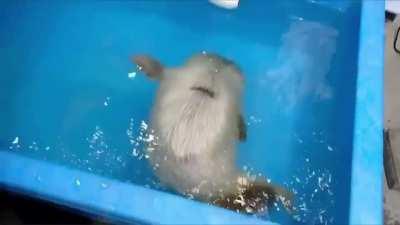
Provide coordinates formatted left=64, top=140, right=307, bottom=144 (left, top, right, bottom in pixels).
left=12, top=137, right=19, bottom=144
left=127, top=118, right=159, bottom=161
left=75, top=178, right=81, bottom=186
left=35, top=175, right=42, bottom=182
left=101, top=183, right=109, bottom=189
left=87, top=126, right=108, bottom=159
left=247, top=115, right=263, bottom=126
left=128, top=72, right=137, bottom=79
left=28, top=141, right=39, bottom=151
left=287, top=166, right=335, bottom=224
left=9, top=136, right=21, bottom=150
left=103, top=97, right=111, bottom=107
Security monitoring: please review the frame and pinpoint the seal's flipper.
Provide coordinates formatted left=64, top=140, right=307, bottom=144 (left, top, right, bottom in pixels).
left=133, top=55, right=164, bottom=80
left=238, top=114, right=247, bottom=141
left=212, top=180, right=293, bottom=214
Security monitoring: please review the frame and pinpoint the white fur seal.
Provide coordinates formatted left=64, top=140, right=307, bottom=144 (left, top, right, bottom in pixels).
left=133, top=53, right=292, bottom=213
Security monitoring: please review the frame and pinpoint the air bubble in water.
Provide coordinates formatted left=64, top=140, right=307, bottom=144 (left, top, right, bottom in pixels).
left=104, top=97, right=110, bottom=107
left=140, top=121, right=148, bottom=130
left=128, top=72, right=137, bottom=79
left=245, top=207, right=253, bottom=213
left=144, top=134, right=155, bottom=143
left=75, top=179, right=81, bottom=186
left=132, top=148, right=139, bottom=157
left=12, top=137, right=19, bottom=144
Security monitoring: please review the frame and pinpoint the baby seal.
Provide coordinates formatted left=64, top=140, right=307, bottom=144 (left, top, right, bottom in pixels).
left=133, top=53, right=292, bottom=214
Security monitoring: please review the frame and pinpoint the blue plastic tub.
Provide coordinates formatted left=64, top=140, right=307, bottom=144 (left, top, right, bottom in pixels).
left=0, top=1, right=384, bottom=224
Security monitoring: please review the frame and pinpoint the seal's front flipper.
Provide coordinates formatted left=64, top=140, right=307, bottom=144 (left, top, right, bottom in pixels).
left=238, top=114, right=247, bottom=141
left=132, top=55, right=164, bottom=80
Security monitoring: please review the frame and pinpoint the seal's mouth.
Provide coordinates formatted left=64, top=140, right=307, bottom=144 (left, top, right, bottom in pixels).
left=190, top=86, right=215, bottom=98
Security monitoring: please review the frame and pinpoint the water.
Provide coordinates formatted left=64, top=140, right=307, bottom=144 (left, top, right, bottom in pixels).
left=0, top=1, right=361, bottom=224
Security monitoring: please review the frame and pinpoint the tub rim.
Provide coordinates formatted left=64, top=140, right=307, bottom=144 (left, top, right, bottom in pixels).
left=349, top=1, right=384, bottom=225
left=0, top=151, right=275, bottom=225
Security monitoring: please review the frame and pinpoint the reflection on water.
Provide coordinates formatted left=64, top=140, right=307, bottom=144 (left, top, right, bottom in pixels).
left=263, top=20, right=338, bottom=111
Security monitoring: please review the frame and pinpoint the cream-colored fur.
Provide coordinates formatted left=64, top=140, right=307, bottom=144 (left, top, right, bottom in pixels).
left=147, top=54, right=244, bottom=200
left=134, top=53, right=292, bottom=213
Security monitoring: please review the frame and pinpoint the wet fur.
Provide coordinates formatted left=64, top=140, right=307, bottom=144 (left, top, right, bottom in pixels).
left=133, top=53, right=291, bottom=213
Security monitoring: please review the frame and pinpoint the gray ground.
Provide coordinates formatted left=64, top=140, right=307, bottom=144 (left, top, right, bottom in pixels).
left=384, top=17, right=400, bottom=225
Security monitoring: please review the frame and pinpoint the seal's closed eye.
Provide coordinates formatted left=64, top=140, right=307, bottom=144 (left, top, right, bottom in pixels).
left=190, top=86, right=215, bottom=98
left=238, top=114, right=247, bottom=141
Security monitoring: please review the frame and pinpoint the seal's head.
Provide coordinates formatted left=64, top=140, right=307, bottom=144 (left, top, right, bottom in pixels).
left=133, top=53, right=244, bottom=101
left=184, top=53, right=244, bottom=99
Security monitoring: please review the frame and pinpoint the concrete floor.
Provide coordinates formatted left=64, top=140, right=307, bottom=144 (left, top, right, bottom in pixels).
left=384, top=16, right=400, bottom=225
